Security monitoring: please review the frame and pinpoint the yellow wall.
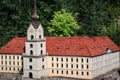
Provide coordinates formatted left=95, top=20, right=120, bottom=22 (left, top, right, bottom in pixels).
left=0, top=54, right=22, bottom=73
left=47, top=56, right=92, bottom=79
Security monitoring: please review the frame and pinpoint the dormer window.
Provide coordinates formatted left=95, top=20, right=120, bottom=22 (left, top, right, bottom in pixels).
left=31, top=35, right=34, bottom=40
left=106, top=48, right=111, bottom=53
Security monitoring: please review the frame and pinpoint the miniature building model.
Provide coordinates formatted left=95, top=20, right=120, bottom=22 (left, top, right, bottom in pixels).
left=0, top=0, right=120, bottom=79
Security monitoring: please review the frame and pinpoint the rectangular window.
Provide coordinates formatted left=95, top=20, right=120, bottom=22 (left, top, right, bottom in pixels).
left=76, top=71, right=78, bottom=75
left=87, top=58, right=89, bottom=63
left=71, top=71, right=73, bottom=75
left=71, top=64, right=73, bottom=68
left=5, top=61, right=7, bottom=65
left=87, top=72, right=89, bottom=76
left=61, top=64, right=63, bottom=68
left=56, top=58, right=58, bottom=61
left=17, top=56, right=19, bottom=60
left=66, top=71, right=68, bottom=74
left=52, top=70, right=54, bottom=73
left=1, top=61, right=3, bottom=64
left=61, top=58, right=63, bottom=62
left=82, top=64, right=83, bottom=69
left=1, top=56, right=3, bottom=59
left=52, top=57, right=54, bottom=61
left=13, top=56, right=15, bottom=59
left=17, top=62, right=19, bottom=65
left=87, top=65, right=89, bottom=69
left=13, top=62, right=15, bottom=65
left=82, top=72, right=84, bottom=75
left=66, top=58, right=68, bottom=62
left=2, top=67, right=3, bottom=70
left=66, top=64, right=68, bottom=68
left=57, top=63, right=58, bottom=67
left=61, top=70, right=63, bottom=74
left=71, top=58, right=73, bottom=62
left=57, top=70, right=59, bottom=74
left=81, top=58, right=83, bottom=62
left=76, top=64, right=78, bottom=68
left=52, top=63, right=54, bottom=67
left=76, top=58, right=78, bottom=62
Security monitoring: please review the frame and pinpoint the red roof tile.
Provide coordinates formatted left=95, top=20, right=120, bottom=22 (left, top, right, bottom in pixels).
left=46, top=36, right=120, bottom=56
left=0, top=37, right=26, bottom=54
left=0, top=36, right=119, bottom=56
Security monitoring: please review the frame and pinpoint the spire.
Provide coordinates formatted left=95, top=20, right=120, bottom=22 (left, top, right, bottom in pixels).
left=32, top=0, right=39, bottom=29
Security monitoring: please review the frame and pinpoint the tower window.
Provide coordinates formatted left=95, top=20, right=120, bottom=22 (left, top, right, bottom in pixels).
left=30, top=66, right=32, bottom=69
left=30, top=50, right=33, bottom=55
left=39, top=35, right=41, bottom=39
left=41, top=44, right=43, bottom=47
left=42, top=65, right=44, bottom=69
left=41, top=50, right=43, bottom=55
left=31, top=35, right=34, bottom=40
left=30, top=44, right=33, bottom=48
left=42, top=58, right=44, bottom=62
left=29, top=58, right=32, bottom=62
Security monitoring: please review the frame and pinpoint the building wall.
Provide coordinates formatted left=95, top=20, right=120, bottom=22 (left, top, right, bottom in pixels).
left=0, top=54, right=22, bottom=73
left=23, top=56, right=48, bottom=78
left=92, top=52, right=119, bottom=78
left=47, top=56, right=93, bottom=79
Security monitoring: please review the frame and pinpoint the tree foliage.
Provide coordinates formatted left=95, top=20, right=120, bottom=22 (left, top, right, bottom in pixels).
left=0, top=0, right=120, bottom=47
left=47, top=9, right=80, bottom=36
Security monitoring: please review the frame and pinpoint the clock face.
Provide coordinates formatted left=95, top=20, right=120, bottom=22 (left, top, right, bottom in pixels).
left=30, top=29, right=34, bottom=33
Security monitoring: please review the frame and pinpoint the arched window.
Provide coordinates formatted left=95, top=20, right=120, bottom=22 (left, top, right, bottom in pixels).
left=31, top=35, right=34, bottom=40
left=29, top=72, right=33, bottom=78
left=41, top=50, right=43, bottom=55
left=30, top=44, right=33, bottom=48
left=39, top=35, right=41, bottom=39
left=29, top=58, right=32, bottom=62
left=30, top=50, right=33, bottom=55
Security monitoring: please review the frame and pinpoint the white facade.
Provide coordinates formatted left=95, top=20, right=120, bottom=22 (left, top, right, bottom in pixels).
left=23, top=23, right=47, bottom=78
left=92, top=52, right=120, bottom=78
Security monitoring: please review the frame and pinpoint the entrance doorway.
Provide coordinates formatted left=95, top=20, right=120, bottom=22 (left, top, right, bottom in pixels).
left=29, top=72, right=33, bottom=78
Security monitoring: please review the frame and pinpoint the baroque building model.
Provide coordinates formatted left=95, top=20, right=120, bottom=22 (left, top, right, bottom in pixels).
left=0, top=0, right=120, bottom=79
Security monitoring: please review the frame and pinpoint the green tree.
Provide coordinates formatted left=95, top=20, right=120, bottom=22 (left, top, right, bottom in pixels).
left=47, top=9, right=80, bottom=37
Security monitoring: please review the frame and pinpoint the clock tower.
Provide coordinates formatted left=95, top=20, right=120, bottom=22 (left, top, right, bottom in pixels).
left=23, top=0, right=47, bottom=79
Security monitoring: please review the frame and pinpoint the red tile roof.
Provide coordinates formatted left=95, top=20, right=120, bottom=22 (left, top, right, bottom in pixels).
left=0, top=36, right=119, bottom=56
left=46, top=36, right=120, bottom=56
left=0, top=37, right=26, bottom=54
